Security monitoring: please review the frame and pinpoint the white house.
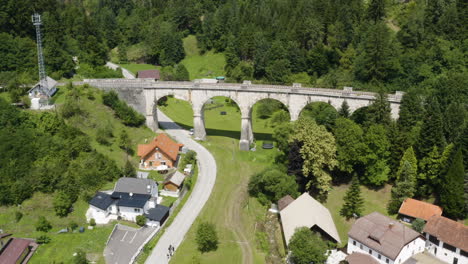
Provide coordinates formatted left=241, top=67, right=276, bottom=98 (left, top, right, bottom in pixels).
left=347, top=212, right=425, bottom=264
left=423, top=215, right=468, bottom=264
left=86, top=178, right=169, bottom=225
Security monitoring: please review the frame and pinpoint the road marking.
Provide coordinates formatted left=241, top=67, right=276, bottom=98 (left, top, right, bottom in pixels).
left=121, top=231, right=128, bottom=242
left=129, top=232, right=137, bottom=244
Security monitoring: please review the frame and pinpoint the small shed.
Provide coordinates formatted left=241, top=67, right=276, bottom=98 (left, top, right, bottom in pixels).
left=137, top=69, right=160, bottom=80
left=145, top=205, right=170, bottom=227
left=164, top=171, right=186, bottom=192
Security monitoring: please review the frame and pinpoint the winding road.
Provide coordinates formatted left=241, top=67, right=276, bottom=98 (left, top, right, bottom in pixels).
left=145, top=110, right=217, bottom=264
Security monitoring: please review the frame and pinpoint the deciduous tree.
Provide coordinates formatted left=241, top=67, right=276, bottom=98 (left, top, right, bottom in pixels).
left=289, top=227, right=328, bottom=264
left=196, top=222, right=218, bottom=253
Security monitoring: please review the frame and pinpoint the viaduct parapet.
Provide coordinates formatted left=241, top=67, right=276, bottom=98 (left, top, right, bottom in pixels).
left=82, top=79, right=403, bottom=150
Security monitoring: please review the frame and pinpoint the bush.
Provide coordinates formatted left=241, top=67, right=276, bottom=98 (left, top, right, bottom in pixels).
left=53, top=191, right=73, bottom=217
left=196, top=222, right=218, bottom=253
left=136, top=215, right=147, bottom=226
left=89, top=218, right=96, bottom=226
left=411, top=218, right=425, bottom=233
left=36, top=235, right=51, bottom=244
left=15, top=211, right=23, bottom=222
left=36, top=216, right=52, bottom=232
left=248, top=168, right=299, bottom=205
left=73, top=249, right=88, bottom=264
left=70, top=221, right=78, bottom=231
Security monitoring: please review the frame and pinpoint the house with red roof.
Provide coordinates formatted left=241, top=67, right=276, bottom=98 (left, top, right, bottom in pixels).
left=398, top=198, right=443, bottom=223
left=137, top=134, right=183, bottom=171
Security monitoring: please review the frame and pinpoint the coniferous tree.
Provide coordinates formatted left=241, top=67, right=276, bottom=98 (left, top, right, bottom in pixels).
left=439, top=149, right=465, bottom=219
left=366, top=0, right=386, bottom=23
left=388, top=161, right=416, bottom=214
left=418, top=146, right=442, bottom=196
left=123, top=160, right=136, bottom=177
left=443, top=102, right=466, bottom=144
left=396, top=147, right=417, bottom=181
left=397, top=92, right=423, bottom=132
left=174, top=64, right=190, bottom=81
left=417, top=97, right=445, bottom=158
left=338, top=100, right=350, bottom=118
left=367, top=91, right=392, bottom=126
left=340, top=175, right=364, bottom=219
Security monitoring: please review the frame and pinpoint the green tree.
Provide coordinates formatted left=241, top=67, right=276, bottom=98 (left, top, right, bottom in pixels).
left=196, top=222, right=218, bottom=253
left=273, top=122, right=294, bottom=153
left=230, top=61, right=254, bottom=82
left=411, top=218, right=425, bottom=233
left=136, top=215, right=146, bottom=226
left=396, top=147, right=417, bottom=181
left=270, top=110, right=290, bottom=127
left=362, top=124, right=391, bottom=186
left=439, top=149, right=465, bottom=219
left=366, top=0, right=386, bottom=23
left=248, top=168, right=299, bottom=205
left=36, top=216, right=52, bottom=232
left=289, top=227, right=328, bottom=264
left=266, top=59, right=291, bottom=84
left=338, top=100, right=350, bottom=118
left=417, top=97, right=445, bottom=158
left=174, top=64, right=190, bottom=81
left=73, top=249, right=88, bottom=264
left=53, top=191, right=73, bottom=217
left=118, top=44, right=128, bottom=64
left=388, top=161, right=417, bottom=214
left=418, top=146, right=442, bottom=196
left=443, top=102, right=466, bottom=144
left=367, top=91, right=392, bottom=126
left=123, top=160, right=136, bottom=177
left=118, top=129, right=131, bottom=153
left=340, top=175, right=364, bottom=219
left=291, top=118, right=337, bottom=198
left=397, top=91, right=423, bottom=132
left=36, top=235, right=51, bottom=244
left=333, top=118, right=367, bottom=175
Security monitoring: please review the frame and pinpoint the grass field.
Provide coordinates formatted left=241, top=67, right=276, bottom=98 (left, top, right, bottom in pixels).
left=157, top=96, right=399, bottom=263
left=118, top=63, right=159, bottom=76
left=180, top=35, right=226, bottom=80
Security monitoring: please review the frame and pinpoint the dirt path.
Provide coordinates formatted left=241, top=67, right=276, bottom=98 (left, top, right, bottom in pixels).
left=223, top=153, right=254, bottom=264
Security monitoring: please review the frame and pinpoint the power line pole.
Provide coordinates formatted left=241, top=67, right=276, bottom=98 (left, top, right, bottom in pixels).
left=32, top=13, right=49, bottom=97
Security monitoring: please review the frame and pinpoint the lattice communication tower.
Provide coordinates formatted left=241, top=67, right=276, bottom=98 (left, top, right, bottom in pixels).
left=32, top=13, right=49, bottom=96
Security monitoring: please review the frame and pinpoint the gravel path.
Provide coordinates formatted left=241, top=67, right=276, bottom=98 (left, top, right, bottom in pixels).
left=145, top=110, right=217, bottom=264
left=105, top=62, right=136, bottom=79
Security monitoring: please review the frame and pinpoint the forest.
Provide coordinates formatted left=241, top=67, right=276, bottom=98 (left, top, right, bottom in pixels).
left=0, top=0, right=466, bottom=217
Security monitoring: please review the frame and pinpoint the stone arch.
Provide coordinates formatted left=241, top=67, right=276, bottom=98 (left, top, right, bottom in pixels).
left=290, top=95, right=342, bottom=121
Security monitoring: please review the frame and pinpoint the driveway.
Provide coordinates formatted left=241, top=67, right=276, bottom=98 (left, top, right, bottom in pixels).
left=106, top=62, right=136, bottom=79
left=145, top=110, right=217, bottom=264
left=104, top=224, right=157, bottom=264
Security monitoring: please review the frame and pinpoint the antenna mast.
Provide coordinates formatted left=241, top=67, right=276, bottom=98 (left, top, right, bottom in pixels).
left=32, top=13, right=49, bottom=96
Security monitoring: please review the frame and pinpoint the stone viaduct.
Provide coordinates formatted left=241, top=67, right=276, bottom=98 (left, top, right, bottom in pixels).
left=82, top=79, right=403, bottom=150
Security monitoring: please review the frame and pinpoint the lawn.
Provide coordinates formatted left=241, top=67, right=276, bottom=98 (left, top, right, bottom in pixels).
left=0, top=193, right=114, bottom=264
left=118, top=63, right=159, bottom=76
left=180, top=35, right=226, bottom=80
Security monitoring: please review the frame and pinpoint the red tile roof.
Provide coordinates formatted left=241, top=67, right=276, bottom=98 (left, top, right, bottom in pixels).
left=0, top=238, right=32, bottom=264
left=398, top=198, right=443, bottom=221
left=137, top=69, right=160, bottom=79
left=423, top=215, right=468, bottom=252
left=346, top=252, right=379, bottom=264
left=138, top=133, right=183, bottom=162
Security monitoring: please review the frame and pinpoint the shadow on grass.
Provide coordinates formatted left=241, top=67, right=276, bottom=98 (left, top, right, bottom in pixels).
left=159, top=121, right=273, bottom=141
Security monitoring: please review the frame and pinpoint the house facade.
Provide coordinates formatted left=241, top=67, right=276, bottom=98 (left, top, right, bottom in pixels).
left=86, top=178, right=166, bottom=224
left=423, top=215, right=468, bottom=264
left=347, top=212, right=425, bottom=264
left=138, top=134, right=183, bottom=171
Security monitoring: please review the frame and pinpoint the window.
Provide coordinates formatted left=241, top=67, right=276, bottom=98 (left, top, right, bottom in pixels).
left=353, top=240, right=356, bottom=246
left=360, top=244, right=363, bottom=250
left=378, top=254, right=381, bottom=260
left=461, top=250, right=468, bottom=258
left=453, top=257, right=458, bottom=264
left=369, top=249, right=372, bottom=254
left=161, top=161, right=166, bottom=165
left=386, top=258, right=389, bottom=264
left=134, top=208, right=140, bottom=213
left=429, top=235, right=440, bottom=245
left=443, top=243, right=456, bottom=252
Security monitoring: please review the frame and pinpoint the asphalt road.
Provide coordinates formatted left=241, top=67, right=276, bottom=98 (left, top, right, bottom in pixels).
left=145, top=110, right=217, bottom=264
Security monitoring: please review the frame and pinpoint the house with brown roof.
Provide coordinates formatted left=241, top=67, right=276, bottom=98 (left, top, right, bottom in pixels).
left=398, top=198, right=443, bottom=223
left=0, top=237, right=38, bottom=264
left=137, top=133, right=183, bottom=171
left=137, top=69, right=160, bottom=80
left=347, top=212, right=425, bottom=264
left=423, top=215, right=468, bottom=264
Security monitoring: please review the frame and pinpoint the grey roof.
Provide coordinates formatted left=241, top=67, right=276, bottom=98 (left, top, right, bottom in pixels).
left=348, top=212, right=421, bottom=260
left=89, top=192, right=114, bottom=210
left=165, top=171, right=185, bottom=187
left=114, top=178, right=157, bottom=195
left=280, top=193, right=341, bottom=245
left=145, top=205, right=170, bottom=222
left=112, top=192, right=151, bottom=208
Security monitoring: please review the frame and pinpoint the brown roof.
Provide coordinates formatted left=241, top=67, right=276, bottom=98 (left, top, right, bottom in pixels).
left=345, top=252, right=379, bottom=264
left=398, top=198, right=443, bottom=221
left=137, top=69, right=160, bottom=79
left=423, top=215, right=468, bottom=252
left=137, top=133, right=183, bottom=162
left=0, top=238, right=32, bottom=263
left=278, top=195, right=294, bottom=211
left=348, top=212, right=421, bottom=260
left=0, top=233, right=11, bottom=239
